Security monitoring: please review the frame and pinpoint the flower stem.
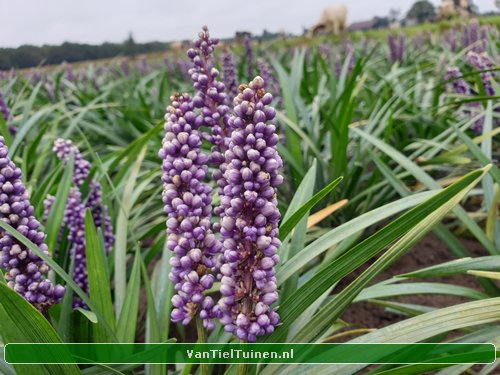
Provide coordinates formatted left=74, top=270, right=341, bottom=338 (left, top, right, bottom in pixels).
left=196, top=317, right=208, bottom=375
left=237, top=339, right=248, bottom=375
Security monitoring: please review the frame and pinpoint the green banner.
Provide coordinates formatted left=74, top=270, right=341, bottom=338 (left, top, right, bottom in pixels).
left=4, top=343, right=495, bottom=365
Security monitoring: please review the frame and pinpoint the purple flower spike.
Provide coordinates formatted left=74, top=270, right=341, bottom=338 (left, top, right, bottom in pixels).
left=53, top=138, right=91, bottom=188
left=0, top=136, right=65, bottom=310
left=445, top=67, right=483, bottom=134
left=217, top=76, right=283, bottom=342
left=462, top=20, right=488, bottom=53
left=159, top=93, right=222, bottom=329
left=444, top=29, right=457, bottom=52
left=466, top=51, right=496, bottom=97
left=49, top=138, right=114, bottom=306
left=187, top=26, right=232, bottom=218
left=445, top=67, right=471, bottom=95
left=257, top=58, right=281, bottom=105
left=0, top=91, right=16, bottom=135
left=187, top=26, right=230, bottom=154
left=85, top=181, right=114, bottom=254
left=121, top=59, right=130, bottom=77
left=222, top=51, right=239, bottom=99
left=64, top=188, right=88, bottom=308
left=388, top=33, right=405, bottom=64
left=244, top=35, right=254, bottom=78
left=0, top=91, right=11, bottom=122
left=335, top=43, right=356, bottom=78
left=63, top=62, right=75, bottom=82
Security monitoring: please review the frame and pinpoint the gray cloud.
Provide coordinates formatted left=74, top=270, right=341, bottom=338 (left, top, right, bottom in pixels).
left=0, top=0, right=496, bottom=47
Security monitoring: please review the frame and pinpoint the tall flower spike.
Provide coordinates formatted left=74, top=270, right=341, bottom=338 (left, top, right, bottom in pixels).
left=64, top=188, right=88, bottom=308
left=53, top=138, right=91, bottom=188
left=244, top=35, right=254, bottom=78
left=86, top=181, right=114, bottom=254
left=462, top=20, right=487, bottom=53
left=52, top=138, right=114, bottom=251
left=217, top=76, right=283, bottom=342
left=444, top=67, right=471, bottom=95
left=222, top=51, right=239, bottom=99
left=466, top=51, right=496, bottom=97
left=187, top=26, right=230, bottom=157
left=0, top=91, right=16, bottom=135
left=159, top=93, right=222, bottom=329
left=257, top=58, right=281, bottom=105
left=445, top=67, right=483, bottom=134
left=49, top=139, right=114, bottom=306
left=388, top=33, right=405, bottom=64
left=187, top=26, right=232, bottom=227
left=0, top=136, right=65, bottom=309
left=0, top=91, right=11, bottom=122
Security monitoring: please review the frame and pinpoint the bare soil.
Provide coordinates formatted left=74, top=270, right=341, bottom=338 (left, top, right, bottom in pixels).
left=338, top=233, right=493, bottom=330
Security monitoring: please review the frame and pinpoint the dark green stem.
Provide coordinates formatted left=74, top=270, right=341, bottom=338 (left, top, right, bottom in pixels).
left=237, top=339, right=248, bottom=375
left=196, top=317, right=208, bottom=375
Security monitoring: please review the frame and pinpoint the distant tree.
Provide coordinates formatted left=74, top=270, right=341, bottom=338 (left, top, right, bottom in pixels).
left=373, top=16, right=390, bottom=29
left=389, top=8, right=401, bottom=22
left=468, top=0, right=479, bottom=14
left=123, top=33, right=137, bottom=56
left=496, top=0, right=500, bottom=9
left=406, top=0, right=436, bottom=23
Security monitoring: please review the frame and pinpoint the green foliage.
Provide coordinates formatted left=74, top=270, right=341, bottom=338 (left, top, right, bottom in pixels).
left=0, top=18, right=499, bottom=375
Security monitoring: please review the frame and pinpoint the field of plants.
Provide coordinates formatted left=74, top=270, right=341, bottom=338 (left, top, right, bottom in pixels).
left=0, top=19, right=499, bottom=375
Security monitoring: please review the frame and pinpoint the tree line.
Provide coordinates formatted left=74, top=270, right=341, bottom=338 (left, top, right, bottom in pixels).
left=0, top=36, right=169, bottom=70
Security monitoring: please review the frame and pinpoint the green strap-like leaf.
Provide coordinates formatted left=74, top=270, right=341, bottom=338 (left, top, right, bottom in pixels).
left=85, top=209, right=116, bottom=341
left=264, top=167, right=487, bottom=343
left=46, top=152, right=74, bottom=254
left=400, top=256, right=500, bottom=278
left=0, top=283, right=81, bottom=375
left=277, top=191, right=436, bottom=285
left=0, top=219, right=116, bottom=340
left=279, top=176, right=343, bottom=240
left=116, top=247, right=141, bottom=342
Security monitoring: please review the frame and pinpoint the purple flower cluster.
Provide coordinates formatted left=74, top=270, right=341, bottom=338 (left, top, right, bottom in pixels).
left=318, top=43, right=333, bottom=60
left=159, top=93, right=222, bottom=329
left=257, top=58, right=281, bottom=104
left=462, top=20, right=488, bottom=53
left=187, top=26, right=230, bottom=155
left=445, top=67, right=483, bottom=134
left=0, top=136, right=65, bottom=310
left=53, top=138, right=91, bottom=188
left=160, top=27, right=283, bottom=342
left=186, top=25, right=232, bottom=216
left=444, top=29, right=458, bottom=52
left=121, top=59, right=130, bottom=77
left=138, top=56, right=149, bottom=75
left=388, top=34, right=406, bottom=64
left=444, top=67, right=471, bottom=95
left=221, top=51, right=239, bottom=99
left=217, top=76, right=283, bottom=342
left=0, top=91, right=10, bottom=122
left=86, top=181, right=114, bottom=253
left=164, top=57, right=175, bottom=76
left=48, top=138, right=114, bottom=306
left=466, top=51, right=497, bottom=96
left=176, top=59, right=191, bottom=80
left=64, top=188, right=87, bottom=308
left=335, top=44, right=356, bottom=77
left=45, top=80, right=56, bottom=102
left=63, top=62, right=75, bottom=82
left=244, top=35, right=254, bottom=78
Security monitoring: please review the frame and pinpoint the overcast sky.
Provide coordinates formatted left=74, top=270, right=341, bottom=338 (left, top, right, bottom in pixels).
left=0, top=0, right=497, bottom=47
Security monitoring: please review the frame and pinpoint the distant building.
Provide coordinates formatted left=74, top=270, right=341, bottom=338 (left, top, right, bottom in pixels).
left=389, top=21, right=402, bottom=29
left=348, top=20, right=376, bottom=31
